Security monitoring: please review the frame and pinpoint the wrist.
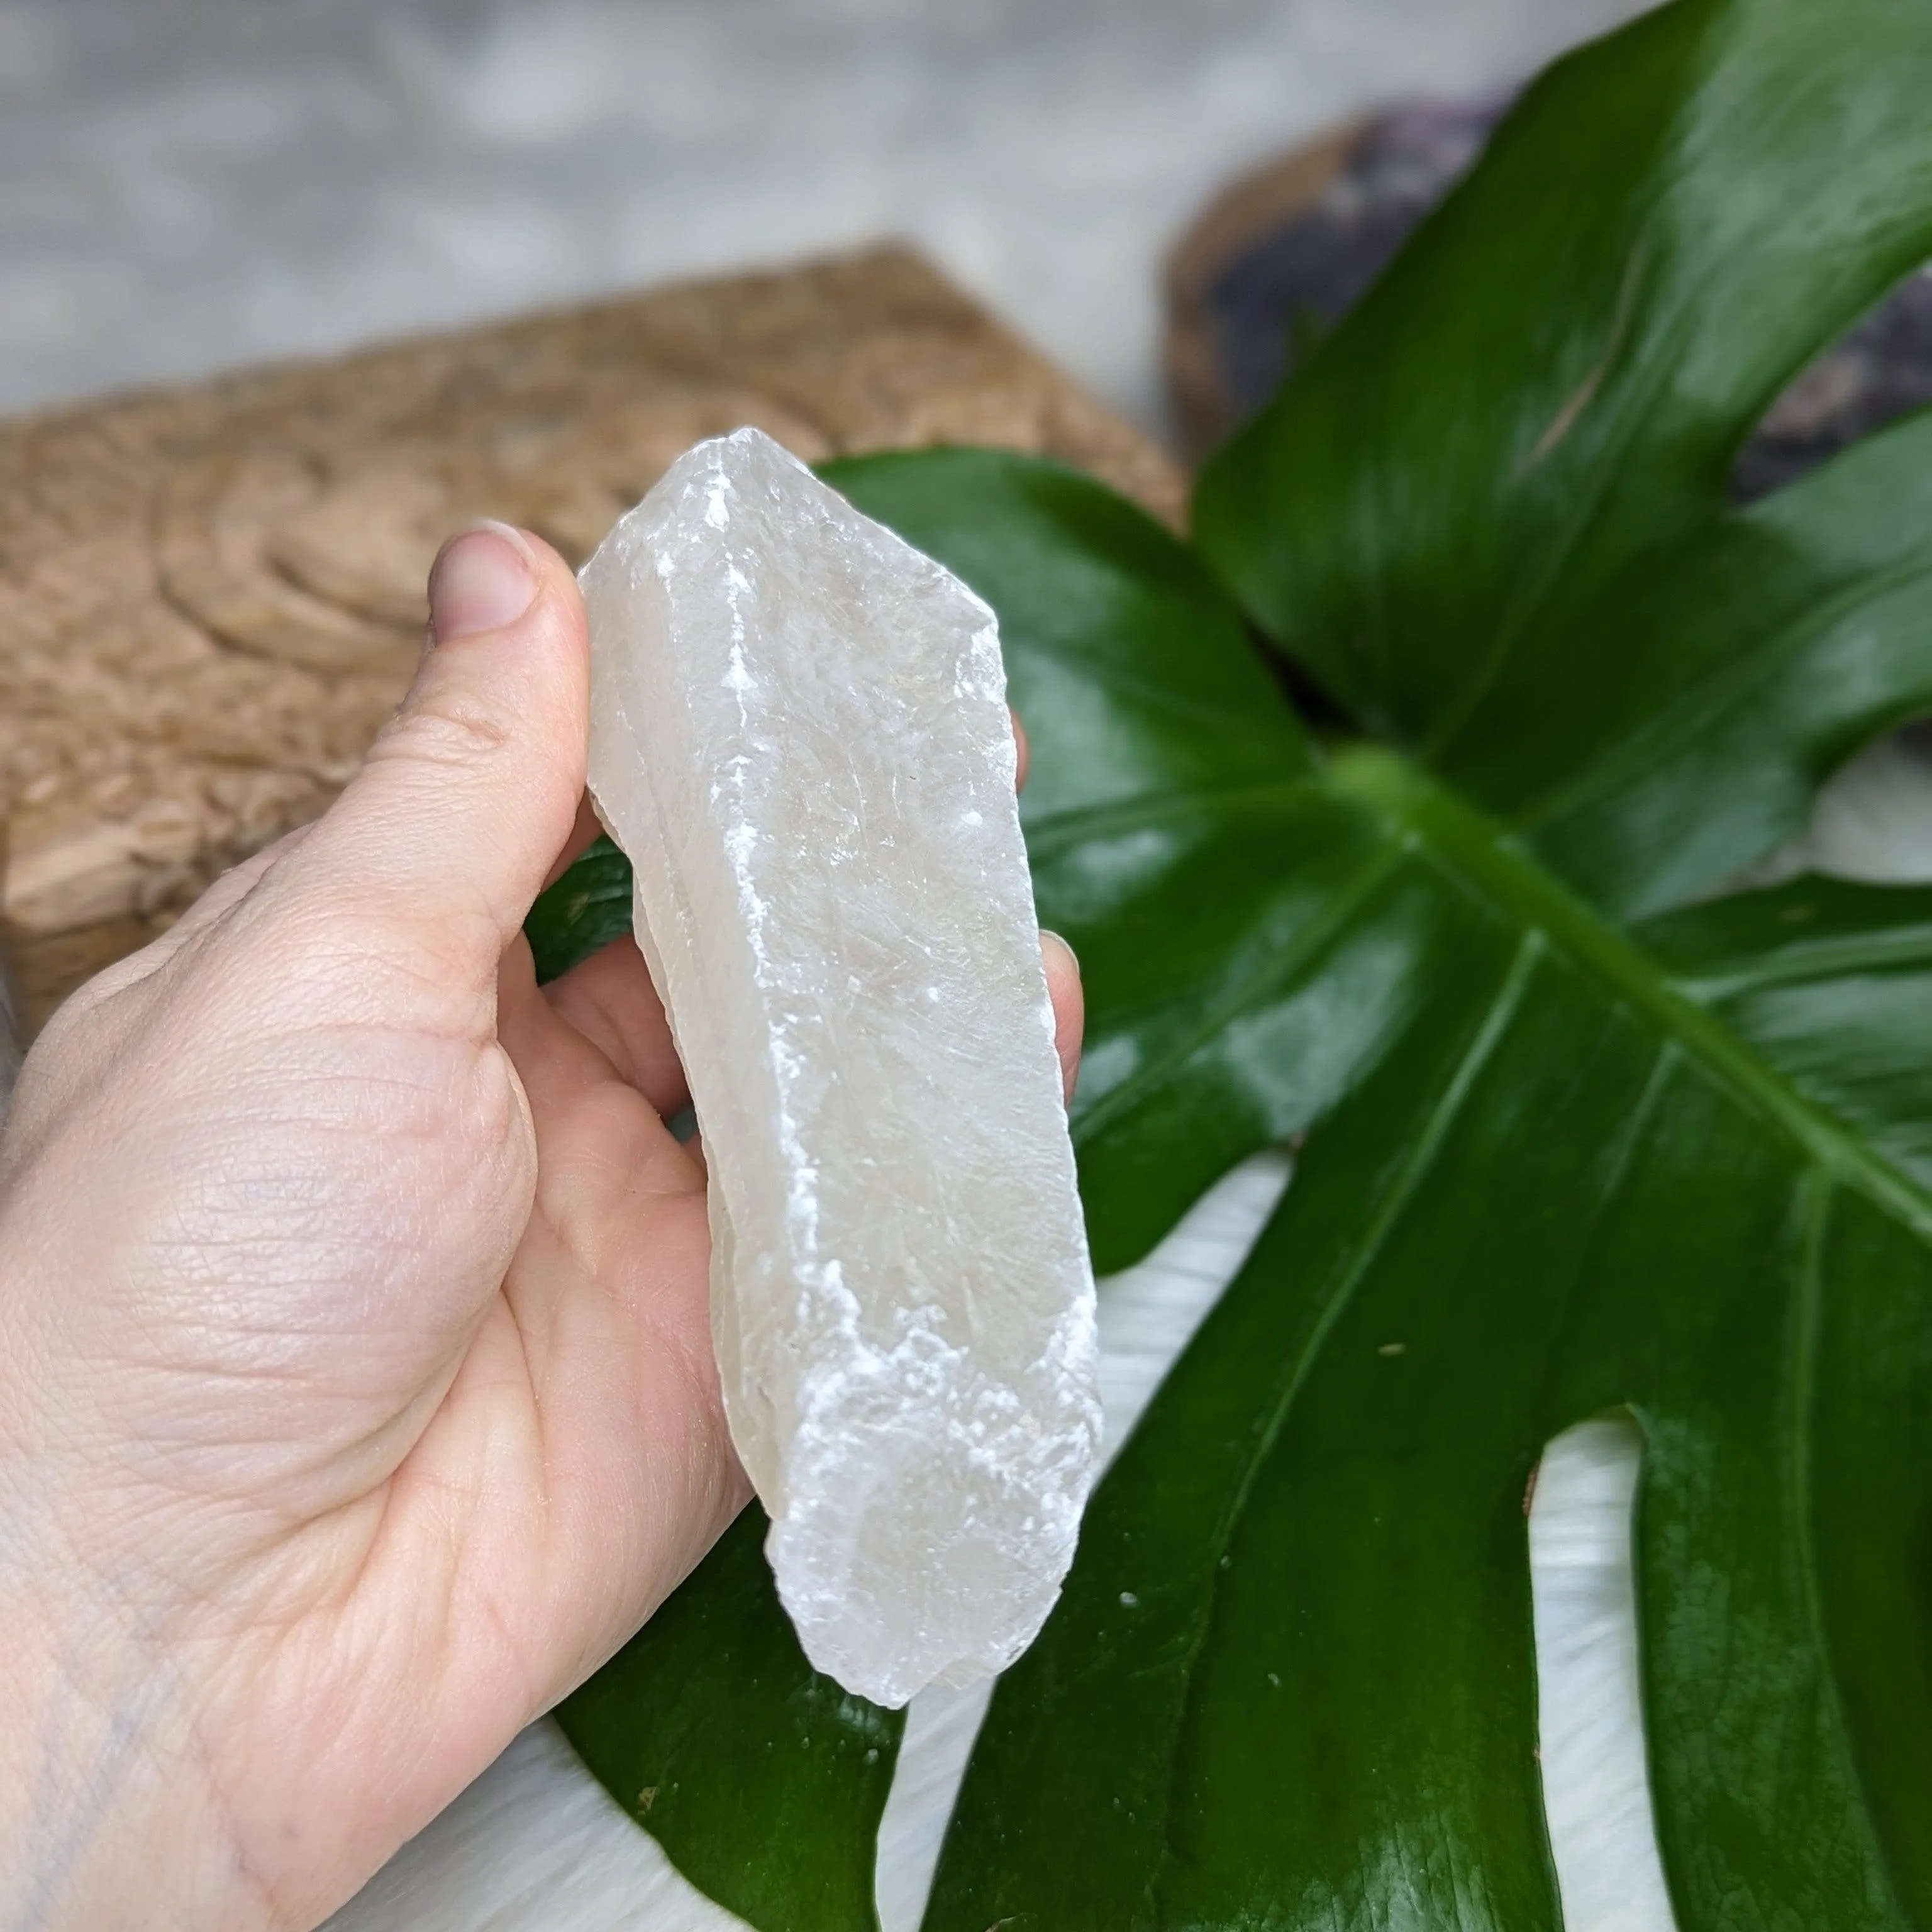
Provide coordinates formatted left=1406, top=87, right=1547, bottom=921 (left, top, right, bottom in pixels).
left=0, top=1525, right=257, bottom=1930
left=0, top=1356, right=267, bottom=1932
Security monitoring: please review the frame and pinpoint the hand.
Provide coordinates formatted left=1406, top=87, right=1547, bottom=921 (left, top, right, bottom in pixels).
left=0, top=523, right=1084, bottom=1932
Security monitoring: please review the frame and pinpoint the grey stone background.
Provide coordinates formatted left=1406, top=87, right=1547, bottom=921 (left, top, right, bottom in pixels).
left=1, top=0, right=1645, bottom=438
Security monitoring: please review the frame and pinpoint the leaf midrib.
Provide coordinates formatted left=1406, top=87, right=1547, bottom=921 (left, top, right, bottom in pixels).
left=1331, top=743, right=1932, bottom=1242
left=1121, top=748, right=1921, bottom=1923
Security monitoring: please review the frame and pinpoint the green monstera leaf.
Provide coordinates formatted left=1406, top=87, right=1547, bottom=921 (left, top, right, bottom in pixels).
left=535, top=0, right=1932, bottom=1924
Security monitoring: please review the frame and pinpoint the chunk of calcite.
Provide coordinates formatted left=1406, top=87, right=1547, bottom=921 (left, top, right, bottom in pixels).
left=581, top=427, right=1101, bottom=1707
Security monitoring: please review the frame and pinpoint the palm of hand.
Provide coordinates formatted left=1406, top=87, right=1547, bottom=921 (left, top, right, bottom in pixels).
left=0, top=535, right=743, bottom=1930
left=0, top=529, right=738, bottom=1932
left=20, top=893, right=738, bottom=1892
left=0, top=526, right=1077, bottom=1932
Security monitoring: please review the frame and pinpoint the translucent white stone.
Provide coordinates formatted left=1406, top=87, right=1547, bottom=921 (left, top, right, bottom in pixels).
left=581, top=427, right=1101, bottom=1707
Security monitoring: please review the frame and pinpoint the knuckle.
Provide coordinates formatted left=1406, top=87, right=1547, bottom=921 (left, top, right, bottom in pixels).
left=382, top=686, right=521, bottom=771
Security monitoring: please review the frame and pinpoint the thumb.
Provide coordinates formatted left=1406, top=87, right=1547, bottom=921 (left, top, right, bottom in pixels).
left=291, top=523, right=589, bottom=988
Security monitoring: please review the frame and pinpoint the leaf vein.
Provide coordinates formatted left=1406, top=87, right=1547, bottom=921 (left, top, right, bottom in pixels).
left=1517, top=545, right=1932, bottom=841
left=1145, top=933, right=1543, bottom=1898
left=1069, top=840, right=1404, bottom=1148
left=1022, top=779, right=1328, bottom=862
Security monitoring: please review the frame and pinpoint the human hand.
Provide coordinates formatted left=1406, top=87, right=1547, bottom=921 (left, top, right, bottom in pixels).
left=0, top=523, right=1084, bottom=1932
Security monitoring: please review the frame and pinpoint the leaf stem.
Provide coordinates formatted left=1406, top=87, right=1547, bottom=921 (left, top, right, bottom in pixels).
left=1325, top=742, right=1932, bottom=1238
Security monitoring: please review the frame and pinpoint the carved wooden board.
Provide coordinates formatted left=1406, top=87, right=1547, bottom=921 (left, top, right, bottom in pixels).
left=0, top=245, right=1181, bottom=1041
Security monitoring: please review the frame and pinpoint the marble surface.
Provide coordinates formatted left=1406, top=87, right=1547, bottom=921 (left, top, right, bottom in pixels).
left=0, top=0, right=1646, bottom=433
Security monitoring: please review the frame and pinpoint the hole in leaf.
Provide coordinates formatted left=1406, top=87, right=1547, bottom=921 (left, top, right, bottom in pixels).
left=1741, top=725, right=1932, bottom=891
left=874, top=1678, right=999, bottom=1932
left=1732, top=265, right=1932, bottom=502
left=1253, top=614, right=1358, bottom=736
left=871, top=1150, right=1293, bottom=1932
left=1529, top=1411, right=1676, bottom=1932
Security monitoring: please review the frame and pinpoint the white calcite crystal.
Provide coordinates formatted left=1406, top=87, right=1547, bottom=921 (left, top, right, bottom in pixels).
left=581, top=427, right=1101, bottom=1707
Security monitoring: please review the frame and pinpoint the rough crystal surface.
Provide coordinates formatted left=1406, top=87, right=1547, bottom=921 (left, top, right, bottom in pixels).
left=582, top=427, right=1101, bottom=1707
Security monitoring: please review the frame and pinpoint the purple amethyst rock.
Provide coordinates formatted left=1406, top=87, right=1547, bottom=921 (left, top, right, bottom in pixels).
left=1169, top=94, right=1932, bottom=499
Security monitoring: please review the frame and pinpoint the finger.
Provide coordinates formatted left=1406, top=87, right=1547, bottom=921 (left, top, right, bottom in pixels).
left=541, top=792, right=608, bottom=892
left=1042, top=930, right=1083, bottom=1104
left=289, top=523, right=588, bottom=987
left=500, top=938, right=696, bottom=1188
left=499, top=940, right=704, bottom=1262
left=541, top=933, right=689, bottom=1116
left=496, top=938, right=709, bottom=1377
left=1012, top=710, right=1030, bottom=794
left=486, top=940, right=737, bottom=1681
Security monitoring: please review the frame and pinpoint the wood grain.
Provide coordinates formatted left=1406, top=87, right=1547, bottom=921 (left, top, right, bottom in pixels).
left=0, top=245, right=1182, bottom=1039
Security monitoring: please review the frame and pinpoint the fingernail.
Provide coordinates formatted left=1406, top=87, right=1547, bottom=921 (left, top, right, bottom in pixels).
left=428, top=521, right=539, bottom=643
left=1041, top=929, right=1078, bottom=973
